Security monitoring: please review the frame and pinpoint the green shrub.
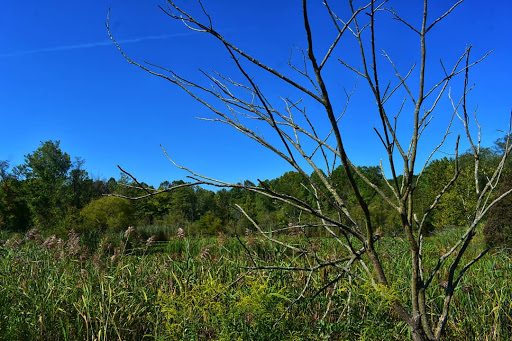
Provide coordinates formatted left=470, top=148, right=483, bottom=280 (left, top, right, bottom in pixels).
left=79, top=196, right=134, bottom=232
left=158, top=276, right=297, bottom=341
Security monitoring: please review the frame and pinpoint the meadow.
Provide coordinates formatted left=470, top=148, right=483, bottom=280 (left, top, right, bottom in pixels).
left=0, top=226, right=510, bottom=340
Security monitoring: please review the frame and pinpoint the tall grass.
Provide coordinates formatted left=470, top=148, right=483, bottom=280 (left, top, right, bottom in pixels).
left=0, top=227, right=510, bottom=340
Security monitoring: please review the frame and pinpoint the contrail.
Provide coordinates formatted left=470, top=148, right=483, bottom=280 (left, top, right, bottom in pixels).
left=0, top=32, right=194, bottom=58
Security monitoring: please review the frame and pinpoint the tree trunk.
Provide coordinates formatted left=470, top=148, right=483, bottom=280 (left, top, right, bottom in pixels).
left=409, top=322, right=431, bottom=341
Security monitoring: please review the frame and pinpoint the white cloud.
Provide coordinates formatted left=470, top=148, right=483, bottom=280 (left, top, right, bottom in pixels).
left=0, top=33, right=194, bottom=58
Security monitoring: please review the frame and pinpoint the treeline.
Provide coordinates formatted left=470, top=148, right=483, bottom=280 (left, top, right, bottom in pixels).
left=1, top=140, right=510, bottom=245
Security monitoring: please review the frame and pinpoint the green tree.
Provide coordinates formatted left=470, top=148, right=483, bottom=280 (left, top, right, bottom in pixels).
left=80, top=196, right=134, bottom=231
left=0, top=161, right=31, bottom=230
left=194, top=210, right=224, bottom=235
left=195, top=187, right=216, bottom=216
left=418, top=157, right=460, bottom=227
left=0, top=160, right=9, bottom=182
left=15, top=140, right=72, bottom=230
left=66, top=158, right=108, bottom=210
left=214, top=189, right=232, bottom=225
left=270, top=171, right=311, bottom=224
left=168, top=181, right=197, bottom=222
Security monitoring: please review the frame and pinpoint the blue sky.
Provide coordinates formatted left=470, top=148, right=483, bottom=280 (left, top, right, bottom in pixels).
left=1, top=0, right=510, bottom=187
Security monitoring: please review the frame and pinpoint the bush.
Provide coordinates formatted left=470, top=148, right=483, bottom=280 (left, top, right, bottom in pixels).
left=157, top=276, right=296, bottom=341
left=191, top=210, right=224, bottom=236
left=79, top=196, right=134, bottom=232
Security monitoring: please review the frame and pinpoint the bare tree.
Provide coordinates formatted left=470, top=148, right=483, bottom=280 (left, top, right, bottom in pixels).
left=107, top=1, right=511, bottom=340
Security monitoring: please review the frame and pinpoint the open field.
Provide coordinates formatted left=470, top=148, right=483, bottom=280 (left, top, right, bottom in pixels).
left=1, top=227, right=511, bottom=340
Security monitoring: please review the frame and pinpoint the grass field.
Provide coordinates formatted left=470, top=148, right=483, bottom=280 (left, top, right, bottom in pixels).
left=0, top=227, right=510, bottom=340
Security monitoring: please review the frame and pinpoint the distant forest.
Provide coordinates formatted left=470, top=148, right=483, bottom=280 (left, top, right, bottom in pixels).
left=1, top=139, right=510, bottom=240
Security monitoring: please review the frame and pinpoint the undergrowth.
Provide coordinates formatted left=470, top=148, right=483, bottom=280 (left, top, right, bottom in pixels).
left=0, top=227, right=510, bottom=340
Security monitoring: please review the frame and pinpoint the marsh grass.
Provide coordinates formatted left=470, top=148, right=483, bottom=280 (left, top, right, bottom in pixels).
left=0, top=227, right=510, bottom=340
